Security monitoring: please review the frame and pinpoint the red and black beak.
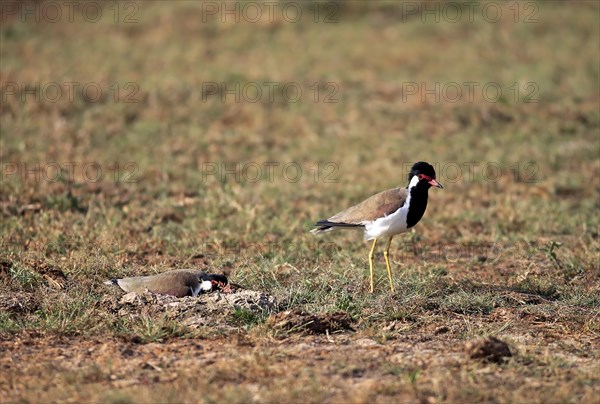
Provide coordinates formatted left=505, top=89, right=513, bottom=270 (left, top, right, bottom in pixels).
left=428, top=178, right=443, bottom=189
left=208, top=274, right=232, bottom=293
left=218, top=282, right=233, bottom=293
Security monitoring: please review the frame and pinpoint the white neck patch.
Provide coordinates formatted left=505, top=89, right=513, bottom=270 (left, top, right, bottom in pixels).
left=200, top=280, right=212, bottom=291
left=408, top=175, right=420, bottom=188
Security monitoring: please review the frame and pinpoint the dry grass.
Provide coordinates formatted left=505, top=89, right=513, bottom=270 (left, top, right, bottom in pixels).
left=1, top=1, right=599, bottom=403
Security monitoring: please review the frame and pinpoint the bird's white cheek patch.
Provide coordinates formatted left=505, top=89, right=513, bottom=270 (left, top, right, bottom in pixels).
left=408, top=175, right=420, bottom=188
left=200, top=280, right=212, bottom=291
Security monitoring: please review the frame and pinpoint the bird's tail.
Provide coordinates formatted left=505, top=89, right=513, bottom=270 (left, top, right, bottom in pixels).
left=104, top=279, right=119, bottom=286
left=310, top=220, right=362, bottom=235
left=310, top=226, right=334, bottom=235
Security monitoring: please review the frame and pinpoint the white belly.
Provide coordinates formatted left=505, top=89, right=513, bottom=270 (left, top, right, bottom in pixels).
left=363, top=203, right=410, bottom=240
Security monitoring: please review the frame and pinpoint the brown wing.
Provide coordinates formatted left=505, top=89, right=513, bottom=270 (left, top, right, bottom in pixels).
left=328, top=187, right=408, bottom=224
left=117, top=270, right=201, bottom=297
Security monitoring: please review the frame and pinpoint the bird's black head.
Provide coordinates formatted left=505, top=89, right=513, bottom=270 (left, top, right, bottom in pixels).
left=208, top=273, right=228, bottom=286
left=408, top=161, right=443, bottom=189
left=200, top=273, right=230, bottom=292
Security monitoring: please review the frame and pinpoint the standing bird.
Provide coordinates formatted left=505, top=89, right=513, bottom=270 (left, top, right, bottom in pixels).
left=105, top=269, right=230, bottom=297
left=311, top=161, right=443, bottom=292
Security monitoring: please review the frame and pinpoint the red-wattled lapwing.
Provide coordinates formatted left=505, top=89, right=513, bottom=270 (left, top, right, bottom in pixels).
left=311, top=161, right=443, bottom=292
left=105, top=269, right=230, bottom=297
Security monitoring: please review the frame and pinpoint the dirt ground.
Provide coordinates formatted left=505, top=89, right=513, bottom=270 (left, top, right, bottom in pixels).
left=2, top=287, right=599, bottom=403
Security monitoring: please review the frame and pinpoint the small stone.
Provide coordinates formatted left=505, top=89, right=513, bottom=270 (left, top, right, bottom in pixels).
left=120, top=292, right=139, bottom=304
left=384, top=321, right=398, bottom=331
left=354, top=338, right=379, bottom=347
left=112, top=378, right=138, bottom=388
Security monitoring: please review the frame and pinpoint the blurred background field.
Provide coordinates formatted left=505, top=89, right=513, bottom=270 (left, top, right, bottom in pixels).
left=1, top=1, right=599, bottom=402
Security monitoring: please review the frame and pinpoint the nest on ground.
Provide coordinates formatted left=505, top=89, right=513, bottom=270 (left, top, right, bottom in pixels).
left=102, top=289, right=277, bottom=329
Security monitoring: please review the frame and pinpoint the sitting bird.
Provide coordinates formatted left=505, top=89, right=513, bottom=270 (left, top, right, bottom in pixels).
left=105, top=269, right=229, bottom=297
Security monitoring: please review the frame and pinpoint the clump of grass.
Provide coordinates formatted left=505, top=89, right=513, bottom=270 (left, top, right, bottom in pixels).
left=541, top=240, right=586, bottom=281
left=332, top=290, right=360, bottom=315
left=0, top=312, right=20, bottom=337
left=44, top=191, right=87, bottom=213
left=35, top=295, right=101, bottom=336
left=561, top=289, right=600, bottom=307
left=126, top=315, right=193, bottom=343
left=511, top=278, right=559, bottom=299
left=8, top=265, right=45, bottom=291
left=382, top=307, right=421, bottom=323
left=232, top=308, right=268, bottom=328
left=439, top=290, right=498, bottom=315
left=542, top=240, right=563, bottom=269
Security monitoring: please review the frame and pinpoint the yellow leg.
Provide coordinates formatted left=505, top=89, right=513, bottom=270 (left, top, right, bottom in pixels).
left=383, top=236, right=395, bottom=292
left=368, top=238, right=378, bottom=293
